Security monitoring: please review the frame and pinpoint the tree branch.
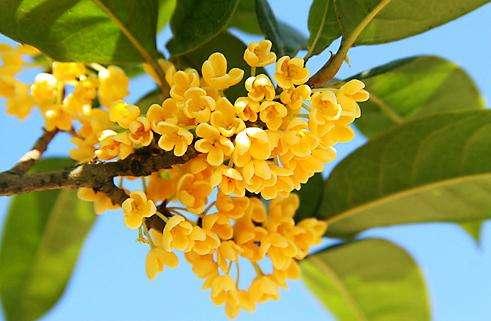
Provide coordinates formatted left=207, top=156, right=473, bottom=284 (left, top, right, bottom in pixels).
left=0, top=146, right=197, bottom=197
left=8, top=129, right=59, bottom=175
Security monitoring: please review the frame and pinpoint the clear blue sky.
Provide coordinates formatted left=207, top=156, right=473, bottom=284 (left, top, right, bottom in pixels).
left=1, top=1, right=491, bottom=320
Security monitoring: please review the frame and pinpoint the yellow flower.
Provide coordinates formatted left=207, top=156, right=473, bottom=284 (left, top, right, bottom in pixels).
left=310, top=90, right=342, bottom=126
left=128, top=116, right=153, bottom=147
left=176, top=173, right=212, bottom=213
left=233, top=127, right=272, bottom=167
left=98, top=65, right=129, bottom=107
left=217, top=240, right=242, bottom=271
left=275, top=56, right=309, bottom=89
left=0, top=75, right=16, bottom=97
left=210, top=97, right=245, bottom=137
left=6, top=82, right=35, bottom=119
left=156, top=122, right=193, bottom=156
left=77, top=187, right=117, bottom=214
left=121, top=191, right=156, bottom=229
left=248, top=275, right=279, bottom=303
left=234, top=97, right=260, bottom=122
left=161, top=215, right=205, bottom=252
left=243, top=40, right=277, bottom=67
left=247, top=197, right=267, bottom=223
left=202, top=53, right=244, bottom=90
left=146, top=167, right=184, bottom=201
left=73, top=77, right=98, bottom=104
left=216, top=192, right=250, bottom=220
left=0, top=44, right=23, bottom=76
left=43, top=104, right=73, bottom=131
left=245, top=74, right=276, bottom=102
left=294, top=218, right=327, bottom=258
left=95, top=129, right=134, bottom=160
left=241, top=159, right=273, bottom=192
left=192, top=229, right=221, bottom=255
left=195, top=123, right=234, bottom=166
left=279, top=84, right=311, bottom=111
left=203, top=213, right=234, bottom=241
left=281, top=118, right=319, bottom=157
left=30, top=73, right=59, bottom=108
left=109, top=101, right=140, bottom=128
left=211, top=165, right=246, bottom=196
left=147, top=99, right=180, bottom=131
left=210, top=274, right=239, bottom=305
left=261, top=232, right=297, bottom=270
left=336, top=79, right=369, bottom=119
left=183, top=87, right=215, bottom=123
left=184, top=154, right=214, bottom=181
left=52, top=62, right=86, bottom=82
left=259, top=101, right=287, bottom=130
left=170, top=69, right=200, bottom=101
left=145, top=247, right=178, bottom=280
left=70, top=136, right=95, bottom=162
left=185, top=251, right=218, bottom=278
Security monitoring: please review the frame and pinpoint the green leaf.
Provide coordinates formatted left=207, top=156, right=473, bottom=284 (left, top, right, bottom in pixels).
left=320, top=110, right=491, bottom=238
left=230, top=0, right=261, bottom=34
left=177, top=32, right=256, bottom=101
left=158, top=0, right=176, bottom=30
left=0, top=158, right=96, bottom=321
left=302, top=238, right=430, bottom=321
left=294, top=173, right=324, bottom=221
left=167, top=0, right=241, bottom=56
left=307, top=0, right=489, bottom=56
left=0, top=0, right=160, bottom=64
left=459, top=221, right=484, bottom=245
left=355, top=56, right=485, bottom=138
left=254, top=0, right=306, bottom=57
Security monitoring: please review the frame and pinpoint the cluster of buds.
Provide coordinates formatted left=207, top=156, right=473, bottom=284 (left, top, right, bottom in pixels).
left=0, top=39, right=368, bottom=318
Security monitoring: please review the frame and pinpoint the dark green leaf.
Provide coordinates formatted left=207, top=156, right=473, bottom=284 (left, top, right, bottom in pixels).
left=254, top=0, right=306, bottom=57
left=230, top=0, right=261, bottom=34
left=0, top=0, right=160, bottom=64
left=158, top=0, right=176, bottom=30
left=320, top=110, right=491, bottom=237
left=0, top=158, right=96, bottom=321
left=307, top=0, right=489, bottom=56
left=355, top=56, right=485, bottom=138
left=167, top=0, right=241, bottom=56
left=294, top=173, right=324, bottom=221
left=302, top=238, right=430, bottom=321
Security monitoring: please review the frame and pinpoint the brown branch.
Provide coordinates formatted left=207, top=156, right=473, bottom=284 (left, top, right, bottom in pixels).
left=0, top=145, right=198, bottom=197
left=8, top=129, right=59, bottom=175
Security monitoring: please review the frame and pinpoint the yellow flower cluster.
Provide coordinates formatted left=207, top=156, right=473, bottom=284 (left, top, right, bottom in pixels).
left=1, top=39, right=369, bottom=319
left=144, top=192, right=326, bottom=318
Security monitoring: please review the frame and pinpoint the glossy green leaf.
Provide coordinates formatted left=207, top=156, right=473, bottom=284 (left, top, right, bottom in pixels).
left=254, top=0, right=307, bottom=57
left=307, top=0, right=489, bottom=56
left=0, top=0, right=160, bottom=64
left=302, top=238, right=430, bottom=321
left=355, top=56, right=485, bottom=138
left=167, top=0, right=241, bottom=56
left=320, top=110, right=491, bottom=237
left=0, top=158, right=96, bottom=321
left=158, top=0, right=176, bottom=30
left=295, top=173, right=324, bottom=221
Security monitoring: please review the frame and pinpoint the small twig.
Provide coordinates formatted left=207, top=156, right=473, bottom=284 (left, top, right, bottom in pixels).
left=307, top=0, right=392, bottom=88
left=8, top=129, right=59, bottom=175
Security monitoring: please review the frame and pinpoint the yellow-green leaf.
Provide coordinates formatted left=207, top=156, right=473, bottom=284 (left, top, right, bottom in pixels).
left=354, top=56, right=485, bottom=138
left=0, top=0, right=160, bottom=64
left=307, top=0, right=489, bottom=56
left=302, top=238, right=430, bottom=321
left=320, top=110, right=491, bottom=237
left=0, top=158, right=96, bottom=321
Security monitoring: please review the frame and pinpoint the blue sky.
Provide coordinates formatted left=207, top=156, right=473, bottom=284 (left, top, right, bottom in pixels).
left=1, top=1, right=491, bottom=320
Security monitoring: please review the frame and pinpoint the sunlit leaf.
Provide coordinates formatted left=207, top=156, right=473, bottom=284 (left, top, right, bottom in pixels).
left=302, top=238, right=430, bottom=321
left=0, top=158, right=96, bottom=321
